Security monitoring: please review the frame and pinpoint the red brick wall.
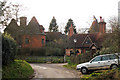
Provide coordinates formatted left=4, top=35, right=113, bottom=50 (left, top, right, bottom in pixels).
left=21, top=34, right=46, bottom=48
left=66, top=49, right=81, bottom=56
left=99, top=22, right=106, bottom=34
left=97, top=22, right=106, bottom=40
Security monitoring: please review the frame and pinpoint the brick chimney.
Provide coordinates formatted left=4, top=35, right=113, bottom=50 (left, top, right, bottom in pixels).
left=20, top=17, right=27, bottom=27
left=68, top=24, right=74, bottom=37
left=98, top=16, right=106, bottom=34
left=97, top=16, right=106, bottom=40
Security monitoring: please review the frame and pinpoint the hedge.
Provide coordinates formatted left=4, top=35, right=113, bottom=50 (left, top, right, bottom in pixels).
left=2, top=33, right=17, bottom=65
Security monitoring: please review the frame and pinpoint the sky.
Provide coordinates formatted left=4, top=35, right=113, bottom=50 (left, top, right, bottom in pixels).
left=7, top=0, right=120, bottom=32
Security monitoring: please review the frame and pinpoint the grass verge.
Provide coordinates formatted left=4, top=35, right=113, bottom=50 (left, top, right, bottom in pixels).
left=81, top=69, right=120, bottom=80
left=2, top=60, right=34, bottom=79
left=63, top=64, right=77, bottom=70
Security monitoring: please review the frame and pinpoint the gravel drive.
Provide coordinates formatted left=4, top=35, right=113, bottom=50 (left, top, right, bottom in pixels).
left=30, top=63, right=82, bottom=79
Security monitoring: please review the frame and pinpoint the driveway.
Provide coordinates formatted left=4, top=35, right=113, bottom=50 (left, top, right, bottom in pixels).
left=30, top=63, right=82, bottom=78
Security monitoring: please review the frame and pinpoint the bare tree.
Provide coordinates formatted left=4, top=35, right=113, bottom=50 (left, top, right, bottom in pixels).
left=77, top=28, right=89, bottom=34
left=102, top=16, right=120, bottom=67
left=107, top=16, right=119, bottom=32
left=0, top=1, right=21, bottom=28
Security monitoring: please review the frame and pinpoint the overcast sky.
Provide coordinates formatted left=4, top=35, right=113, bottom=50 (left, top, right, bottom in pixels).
left=8, top=0, right=120, bottom=32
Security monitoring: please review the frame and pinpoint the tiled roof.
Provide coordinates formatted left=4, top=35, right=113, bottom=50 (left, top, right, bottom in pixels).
left=89, top=20, right=99, bottom=33
left=4, top=19, right=19, bottom=36
left=24, top=16, right=44, bottom=34
left=5, top=16, right=45, bottom=36
left=67, top=34, right=99, bottom=48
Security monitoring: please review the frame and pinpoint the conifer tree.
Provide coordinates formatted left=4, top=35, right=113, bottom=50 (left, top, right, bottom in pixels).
left=49, top=16, right=58, bottom=32
left=64, top=18, right=77, bottom=34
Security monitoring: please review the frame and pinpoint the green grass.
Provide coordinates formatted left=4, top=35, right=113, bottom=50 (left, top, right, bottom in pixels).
left=63, top=64, right=77, bottom=70
left=81, top=69, right=120, bottom=80
left=2, top=60, right=34, bottom=79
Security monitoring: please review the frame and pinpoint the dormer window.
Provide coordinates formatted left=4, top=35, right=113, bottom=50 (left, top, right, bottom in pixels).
left=85, top=39, right=90, bottom=44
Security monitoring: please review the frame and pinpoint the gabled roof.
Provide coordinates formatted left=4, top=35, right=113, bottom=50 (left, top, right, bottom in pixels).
left=19, top=17, right=45, bottom=35
left=82, top=35, right=94, bottom=47
left=24, top=16, right=42, bottom=34
left=5, top=16, right=45, bottom=36
left=4, top=19, right=19, bottom=36
left=67, top=34, right=99, bottom=49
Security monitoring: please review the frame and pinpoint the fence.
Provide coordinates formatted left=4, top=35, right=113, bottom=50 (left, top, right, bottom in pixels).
left=15, top=56, right=64, bottom=63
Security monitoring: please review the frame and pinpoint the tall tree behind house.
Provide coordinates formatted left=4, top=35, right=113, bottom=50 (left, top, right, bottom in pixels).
left=49, top=16, right=58, bottom=32
left=64, top=18, right=77, bottom=34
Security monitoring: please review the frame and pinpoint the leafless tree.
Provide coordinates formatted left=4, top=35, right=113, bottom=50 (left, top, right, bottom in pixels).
left=107, top=16, right=119, bottom=33
left=0, top=1, right=21, bottom=29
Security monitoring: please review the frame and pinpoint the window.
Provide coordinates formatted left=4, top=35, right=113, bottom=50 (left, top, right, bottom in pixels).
left=92, top=56, right=101, bottom=62
left=102, top=56, right=109, bottom=61
left=42, top=39, right=44, bottom=44
left=109, top=55, right=117, bottom=60
left=76, top=50, right=79, bottom=53
left=85, top=39, right=91, bottom=44
left=25, top=38, right=29, bottom=44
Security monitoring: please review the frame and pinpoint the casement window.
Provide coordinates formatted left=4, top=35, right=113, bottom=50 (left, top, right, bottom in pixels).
left=25, top=38, right=29, bottom=44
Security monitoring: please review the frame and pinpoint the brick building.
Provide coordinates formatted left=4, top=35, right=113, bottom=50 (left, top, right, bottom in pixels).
left=5, top=16, right=106, bottom=56
left=4, top=16, right=46, bottom=49
left=66, top=16, right=106, bottom=56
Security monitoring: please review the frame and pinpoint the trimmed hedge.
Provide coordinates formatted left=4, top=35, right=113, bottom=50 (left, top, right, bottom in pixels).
left=16, top=56, right=64, bottom=63
left=2, top=33, right=17, bottom=65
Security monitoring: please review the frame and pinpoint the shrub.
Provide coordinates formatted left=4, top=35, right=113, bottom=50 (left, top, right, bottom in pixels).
left=2, top=33, right=17, bottom=65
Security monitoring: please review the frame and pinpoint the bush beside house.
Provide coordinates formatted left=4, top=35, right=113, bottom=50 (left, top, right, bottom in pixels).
left=2, top=33, right=34, bottom=79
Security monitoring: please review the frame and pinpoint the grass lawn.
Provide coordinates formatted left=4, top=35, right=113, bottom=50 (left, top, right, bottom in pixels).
left=2, top=60, right=34, bottom=79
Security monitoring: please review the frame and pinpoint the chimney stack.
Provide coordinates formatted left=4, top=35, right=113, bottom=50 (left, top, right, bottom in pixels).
left=20, top=17, right=27, bottom=27
left=99, top=16, right=106, bottom=34
left=68, top=24, right=74, bottom=37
